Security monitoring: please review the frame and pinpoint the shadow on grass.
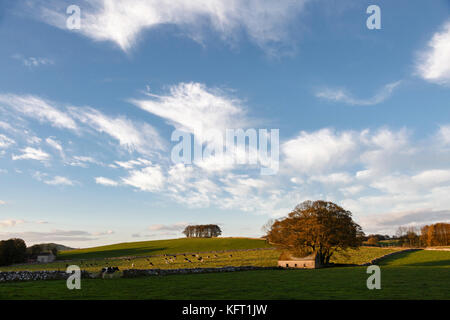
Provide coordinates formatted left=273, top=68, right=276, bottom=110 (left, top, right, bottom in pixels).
left=377, top=249, right=420, bottom=265
left=402, top=260, right=450, bottom=267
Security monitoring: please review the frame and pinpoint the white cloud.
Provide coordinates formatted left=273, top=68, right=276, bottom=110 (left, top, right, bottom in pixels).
left=0, top=219, right=25, bottom=228
left=92, top=230, right=115, bottom=236
left=70, top=107, right=165, bottom=155
left=0, top=94, right=77, bottom=130
left=315, top=81, right=401, bottom=106
left=95, top=176, right=119, bottom=187
left=67, top=156, right=101, bottom=167
left=416, top=20, right=450, bottom=86
left=44, top=176, right=75, bottom=186
left=438, top=125, right=450, bottom=145
left=0, top=229, right=106, bottom=243
left=12, top=147, right=51, bottom=161
left=114, top=158, right=152, bottom=169
left=121, top=165, right=165, bottom=192
left=0, top=134, right=15, bottom=148
left=0, top=200, right=6, bottom=205
left=27, top=136, right=42, bottom=145
left=36, top=0, right=308, bottom=53
left=45, top=137, right=64, bottom=157
left=360, top=209, right=450, bottom=234
left=282, top=128, right=357, bottom=173
left=12, top=54, right=54, bottom=68
left=148, top=222, right=188, bottom=232
left=310, top=172, right=353, bottom=185
left=131, top=82, right=248, bottom=136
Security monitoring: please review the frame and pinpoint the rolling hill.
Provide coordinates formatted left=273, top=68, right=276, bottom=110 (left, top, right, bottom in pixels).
left=57, top=237, right=272, bottom=260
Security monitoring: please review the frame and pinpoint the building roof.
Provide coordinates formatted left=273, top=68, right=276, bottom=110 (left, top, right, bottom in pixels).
left=278, top=252, right=317, bottom=261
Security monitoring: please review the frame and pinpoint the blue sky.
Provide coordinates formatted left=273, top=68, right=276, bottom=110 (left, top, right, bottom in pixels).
left=0, top=0, right=449, bottom=247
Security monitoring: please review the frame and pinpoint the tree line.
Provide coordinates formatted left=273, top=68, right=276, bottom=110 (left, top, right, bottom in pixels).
left=396, top=223, right=450, bottom=247
left=182, top=224, right=222, bottom=238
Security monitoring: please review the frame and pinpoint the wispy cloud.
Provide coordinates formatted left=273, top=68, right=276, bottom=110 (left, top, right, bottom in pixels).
left=0, top=134, right=15, bottom=148
left=0, top=219, right=25, bottom=228
left=315, top=81, right=401, bottom=106
left=44, top=176, right=75, bottom=186
left=0, top=94, right=77, bottom=130
left=45, top=136, right=64, bottom=158
left=131, top=82, right=249, bottom=135
left=148, top=222, right=188, bottom=232
left=95, top=176, right=118, bottom=187
left=12, top=147, right=51, bottom=162
left=360, top=209, right=450, bottom=234
left=33, top=0, right=308, bottom=53
left=12, top=54, right=54, bottom=68
left=67, top=156, right=101, bottom=168
left=121, top=165, right=165, bottom=192
left=416, top=19, right=450, bottom=86
left=70, top=107, right=165, bottom=155
left=0, top=229, right=113, bottom=243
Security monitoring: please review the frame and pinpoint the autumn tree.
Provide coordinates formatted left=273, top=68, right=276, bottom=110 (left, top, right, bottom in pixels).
left=366, top=236, right=379, bottom=246
left=266, top=200, right=364, bottom=265
left=420, top=223, right=450, bottom=246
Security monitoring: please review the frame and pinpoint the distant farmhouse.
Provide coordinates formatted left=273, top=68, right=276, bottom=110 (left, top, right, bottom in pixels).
left=278, top=252, right=321, bottom=269
left=36, top=252, right=56, bottom=263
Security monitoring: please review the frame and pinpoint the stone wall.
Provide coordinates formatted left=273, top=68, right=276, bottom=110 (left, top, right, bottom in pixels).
left=0, top=266, right=278, bottom=282
left=122, top=266, right=278, bottom=278
left=0, top=270, right=91, bottom=282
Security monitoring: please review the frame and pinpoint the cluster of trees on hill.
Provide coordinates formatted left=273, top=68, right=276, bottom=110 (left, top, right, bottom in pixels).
left=396, top=223, right=450, bottom=247
left=182, top=224, right=222, bottom=238
left=0, top=238, right=27, bottom=266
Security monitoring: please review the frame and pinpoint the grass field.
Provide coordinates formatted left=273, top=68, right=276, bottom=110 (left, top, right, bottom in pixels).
left=0, top=238, right=402, bottom=272
left=1, top=250, right=449, bottom=300
left=58, top=237, right=272, bottom=260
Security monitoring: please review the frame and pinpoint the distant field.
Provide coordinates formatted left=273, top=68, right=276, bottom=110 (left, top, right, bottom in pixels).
left=380, top=249, right=450, bottom=267
left=58, top=237, right=272, bottom=260
left=1, top=239, right=403, bottom=272
left=1, top=250, right=449, bottom=300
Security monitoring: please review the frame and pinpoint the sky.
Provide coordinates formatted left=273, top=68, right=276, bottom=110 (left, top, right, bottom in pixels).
left=0, top=0, right=449, bottom=248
